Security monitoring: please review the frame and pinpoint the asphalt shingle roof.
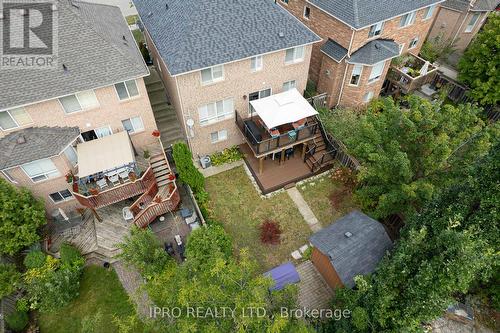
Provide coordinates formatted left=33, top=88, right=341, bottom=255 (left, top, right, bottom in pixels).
left=308, top=0, right=443, bottom=29
left=309, top=211, right=392, bottom=288
left=443, top=0, right=498, bottom=11
left=0, top=127, right=80, bottom=170
left=321, top=39, right=348, bottom=62
left=133, top=0, right=321, bottom=76
left=348, top=39, right=400, bottom=65
left=0, top=0, right=148, bottom=111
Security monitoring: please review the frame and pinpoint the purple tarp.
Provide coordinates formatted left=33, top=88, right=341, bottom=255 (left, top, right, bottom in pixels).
left=264, top=262, right=300, bottom=291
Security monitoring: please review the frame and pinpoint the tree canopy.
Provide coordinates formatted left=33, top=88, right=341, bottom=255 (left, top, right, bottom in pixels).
left=320, top=96, right=497, bottom=219
left=0, top=178, right=47, bottom=255
left=458, top=14, right=500, bottom=105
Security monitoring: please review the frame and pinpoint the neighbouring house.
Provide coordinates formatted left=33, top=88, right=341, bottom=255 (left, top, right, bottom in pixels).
left=0, top=0, right=180, bottom=230
left=278, top=0, right=444, bottom=107
left=309, top=211, right=392, bottom=289
left=427, top=0, right=499, bottom=62
left=133, top=0, right=321, bottom=159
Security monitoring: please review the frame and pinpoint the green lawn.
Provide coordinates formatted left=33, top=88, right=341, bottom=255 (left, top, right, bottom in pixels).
left=39, top=265, right=143, bottom=333
left=132, top=29, right=144, bottom=45
left=125, top=14, right=139, bottom=25
left=206, top=166, right=311, bottom=271
left=298, top=172, right=358, bottom=226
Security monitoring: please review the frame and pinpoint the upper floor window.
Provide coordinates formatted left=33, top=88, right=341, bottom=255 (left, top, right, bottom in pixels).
left=59, top=90, right=99, bottom=114
left=350, top=65, right=363, bottom=86
left=21, top=158, right=60, bottom=182
left=283, top=80, right=296, bottom=92
left=368, top=22, right=384, bottom=38
left=1, top=170, right=17, bottom=184
left=115, top=79, right=139, bottom=100
left=465, top=13, right=480, bottom=33
left=368, top=61, right=386, bottom=83
left=201, top=65, right=224, bottom=85
left=409, top=37, right=419, bottom=49
left=303, top=6, right=311, bottom=19
left=251, top=55, right=263, bottom=72
left=49, top=189, right=73, bottom=203
left=0, top=107, right=32, bottom=130
left=285, top=46, right=305, bottom=64
left=122, top=116, right=144, bottom=134
left=199, top=98, right=234, bottom=125
left=399, top=11, right=416, bottom=28
left=280, top=0, right=289, bottom=4
left=423, top=5, right=436, bottom=20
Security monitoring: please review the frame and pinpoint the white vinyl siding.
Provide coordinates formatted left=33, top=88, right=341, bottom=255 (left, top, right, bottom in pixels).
left=0, top=107, right=32, bottom=130
left=210, top=129, right=228, bottom=143
left=49, top=189, right=73, bottom=203
left=250, top=55, right=263, bottom=72
left=465, top=13, right=480, bottom=33
left=201, top=65, right=224, bottom=84
left=368, top=22, right=384, bottom=38
left=368, top=62, right=385, bottom=83
left=114, top=80, right=139, bottom=100
left=349, top=65, right=363, bottom=86
left=122, top=116, right=144, bottom=133
left=59, top=90, right=99, bottom=114
left=21, top=158, right=60, bottom=182
left=399, top=11, right=417, bottom=28
left=282, top=80, right=296, bottom=92
left=199, top=98, right=234, bottom=125
left=285, top=46, right=305, bottom=64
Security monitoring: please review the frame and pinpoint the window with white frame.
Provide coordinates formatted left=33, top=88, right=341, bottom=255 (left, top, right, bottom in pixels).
left=122, top=116, right=144, bottom=133
left=282, top=80, right=296, bottom=91
left=21, top=158, right=60, bottom=182
left=423, top=5, right=436, bottom=20
left=114, top=80, right=139, bottom=100
left=465, top=13, right=480, bottom=32
left=248, top=89, right=271, bottom=115
left=210, top=129, right=228, bottom=143
left=350, top=65, right=363, bottom=86
left=1, top=170, right=17, bottom=184
left=368, top=21, right=384, bottom=38
left=250, top=55, right=263, bottom=72
left=201, top=65, right=224, bottom=84
left=0, top=107, right=32, bottom=130
left=364, top=91, right=374, bottom=103
left=409, top=37, right=419, bottom=49
left=399, top=11, right=416, bottom=28
left=285, top=46, right=305, bottom=64
left=49, top=189, right=73, bottom=203
left=368, top=61, right=385, bottom=83
left=59, top=90, right=99, bottom=114
left=199, top=98, right=234, bottom=125
left=303, top=6, right=311, bottom=19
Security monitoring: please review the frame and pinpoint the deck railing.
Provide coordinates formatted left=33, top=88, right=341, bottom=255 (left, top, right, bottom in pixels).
left=388, top=53, right=438, bottom=93
left=72, top=167, right=155, bottom=209
left=235, top=111, right=319, bottom=156
left=133, top=184, right=181, bottom=228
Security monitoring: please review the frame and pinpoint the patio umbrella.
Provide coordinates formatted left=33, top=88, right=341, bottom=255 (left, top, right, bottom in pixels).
left=420, top=61, right=430, bottom=76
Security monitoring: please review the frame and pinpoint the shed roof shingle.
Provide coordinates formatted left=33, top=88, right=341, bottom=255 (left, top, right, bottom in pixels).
left=133, top=0, right=321, bottom=76
left=0, top=0, right=148, bottom=110
left=308, top=0, right=443, bottom=29
left=0, top=127, right=80, bottom=170
left=321, top=39, right=348, bottom=62
left=309, top=211, right=392, bottom=288
left=348, top=39, right=400, bottom=65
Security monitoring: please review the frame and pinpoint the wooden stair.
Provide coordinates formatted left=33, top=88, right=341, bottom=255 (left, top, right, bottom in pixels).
left=304, top=132, right=336, bottom=172
left=150, top=153, right=173, bottom=187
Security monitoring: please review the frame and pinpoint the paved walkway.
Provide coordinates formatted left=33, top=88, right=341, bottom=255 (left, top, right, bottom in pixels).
left=286, top=187, right=322, bottom=232
left=113, top=261, right=151, bottom=318
left=199, top=160, right=244, bottom=178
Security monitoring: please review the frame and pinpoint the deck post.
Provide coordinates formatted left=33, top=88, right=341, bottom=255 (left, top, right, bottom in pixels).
left=280, top=149, right=285, bottom=165
left=259, top=157, right=264, bottom=174
left=301, top=143, right=307, bottom=159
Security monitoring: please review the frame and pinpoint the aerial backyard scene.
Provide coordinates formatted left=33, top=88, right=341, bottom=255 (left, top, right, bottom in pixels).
left=0, top=0, right=499, bottom=332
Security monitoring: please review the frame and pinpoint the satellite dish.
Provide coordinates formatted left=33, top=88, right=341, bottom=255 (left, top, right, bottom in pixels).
left=186, top=118, right=194, bottom=127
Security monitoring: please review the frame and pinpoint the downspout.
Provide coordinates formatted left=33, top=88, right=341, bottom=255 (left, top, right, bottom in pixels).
left=174, top=76, right=194, bottom=153
left=336, top=28, right=356, bottom=107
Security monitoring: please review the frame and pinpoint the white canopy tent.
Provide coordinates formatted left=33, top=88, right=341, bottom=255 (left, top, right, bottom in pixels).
left=249, top=89, right=318, bottom=129
left=77, top=131, right=135, bottom=178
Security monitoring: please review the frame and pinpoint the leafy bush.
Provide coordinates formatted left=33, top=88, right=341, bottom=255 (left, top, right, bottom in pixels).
left=60, top=243, right=85, bottom=268
left=259, top=220, right=282, bottom=245
left=24, top=250, right=47, bottom=269
left=186, top=224, right=233, bottom=267
left=172, top=142, right=205, bottom=193
left=419, top=33, right=456, bottom=63
left=304, top=80, right=318, bottom=99
left=210, top=146, right=243, bottom=166
left=0, top=263, right=21, bottom=298
left=5, top=310, right=28, bottom=332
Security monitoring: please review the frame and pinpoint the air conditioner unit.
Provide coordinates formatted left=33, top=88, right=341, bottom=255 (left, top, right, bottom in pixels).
left=199, top=155, right=211, bottom=169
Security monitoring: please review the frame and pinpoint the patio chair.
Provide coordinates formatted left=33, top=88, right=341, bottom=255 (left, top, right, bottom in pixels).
left=96, top=178, right=108, bottom=190
left=185, top=214, right=197, bottom=225
left=288, top=130, right=297, bottom=140
left=119, top=171, right=129, bottom=182
left=122, top=207, right=133, bottom=221
left=109, top=174, right=120, bottom=186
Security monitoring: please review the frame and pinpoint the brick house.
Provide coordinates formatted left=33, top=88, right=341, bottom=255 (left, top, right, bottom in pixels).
left=427, top=0, right=499, bottom=57
left=278, top=0, right=444, bottom=108
left=134, top=0, right=320, bottom=157
left=0, top=1, right=179, bottom=228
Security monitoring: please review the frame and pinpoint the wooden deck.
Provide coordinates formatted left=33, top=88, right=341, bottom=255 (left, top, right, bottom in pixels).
left=240, top=144, right=317, bottom=194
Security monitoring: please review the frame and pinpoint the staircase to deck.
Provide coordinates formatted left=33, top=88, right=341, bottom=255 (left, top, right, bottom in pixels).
left=304, top=130, right=336, bottom=173
left=144, top=67, right=185, bottom=149
left=150, top=153, right=173, bottom=187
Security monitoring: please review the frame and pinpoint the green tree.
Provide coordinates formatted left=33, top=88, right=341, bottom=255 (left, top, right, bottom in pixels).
left=118, top=226, right=169, bottom=279
left=458, top=14, right=500, bottom=105
left=320, top=96, right=496, bottom=218
left=172, top=142, right=205, bottom=193
left=330, top=142, right=500, bottom=332
left=0, top=178, right=47, bottom=255
left=0, top=262, right=21, bottom=298
left=186, top=224, right=232, bottom=269
left=419, top=33, right=456, bottom=63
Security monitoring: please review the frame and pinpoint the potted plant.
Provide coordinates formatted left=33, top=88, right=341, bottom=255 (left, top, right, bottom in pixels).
left=129, top=171, right=137, bottom=182
left=154, top=196, right=162, bottom=203
left=168, top=173, right=175, bottom=181
left=65, top=172, right=73, bottom=183
left=168, top=183, right=175, bottom=193
left=89, top=188, right=99, bottom=195
left=143, top=149, right=151, bottom=160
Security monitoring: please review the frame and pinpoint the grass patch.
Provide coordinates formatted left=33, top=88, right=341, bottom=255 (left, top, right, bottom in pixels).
left=38, top=265, right=143, bottom=333
left=126, top=14, right=139, bottom=25
left=132, top=29, right=144, bottom=45
left=206, top=166, right=311, bottom=271
left=298, top=173, right=358, bottom=226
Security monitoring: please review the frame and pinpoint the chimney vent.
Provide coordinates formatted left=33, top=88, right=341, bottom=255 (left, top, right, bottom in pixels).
left=344, top=232, right=353, bottom=238
left=278, top=32, right=285, bottom=38
left=17, top=135, right=26, bottom=144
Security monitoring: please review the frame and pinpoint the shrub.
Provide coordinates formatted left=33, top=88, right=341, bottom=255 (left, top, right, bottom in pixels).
left=5, top=310, right=29, bottom=332
left=210, top=146, right=243, bottom=166
left=0, top=263, right=21, bottom=298
left=172, top=142, right=205, bottom=193
left=419, top=33, right=456, bottom=64
left=331, top=167, right=357, bottom=191
left=186, top=224, right=233, bottom=266
left=60, top=243, right=85, bottom=268
left=24, top=250, right=47, bottom=269
left=259, top=220, right=282, bottom=245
